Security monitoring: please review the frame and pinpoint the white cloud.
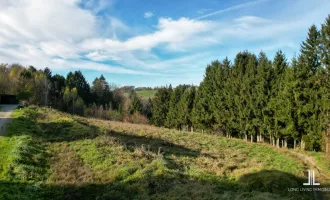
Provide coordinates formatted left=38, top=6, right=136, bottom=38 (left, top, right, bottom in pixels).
left=0, top=0, right=95, bottom=43
left=0, top=0, right=330, bottom=83
left=144, top=11, right=154, bottom=18
left=86, top=51, right=121, bottom=61
left=83, top=0, right=115, bottom=14
left=194, top=0, right=268, bottom=20
left=234, top=16, right=269, bottom=24
left=81, top=17, right=212, bottom=52
left=197, top=9, right=211, bottom=14
left=39, top=41, right=80, bottom=59
left=0, top=0, right=153, bottom=75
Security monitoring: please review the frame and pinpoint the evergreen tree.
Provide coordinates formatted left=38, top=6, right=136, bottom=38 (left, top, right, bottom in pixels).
left=296, top=25, right=324, bottom=150
left=231, top=51, right=254, bottom=140
left=151, top=86, right=172, bottom=126
left=267, top=50, right=288, bottom=147
left=91, top=75, right=113, bottom=108
left=66, top=71, right=91, bottom=105
left=166, top=85, right=188, bottom=129
left=191, top=64, right=217, bottom=131
left=211, top=59, right=231, bottom=136
left=300, top=25, right=321, bottom=72
left=255, top=52, right=273, bottom=142
left=177, top=86, right=196, bottom=131
left=320, top=15, right=330, bottom=152
left=128, top=91, right=142, bottom=114
left=320, top=15, right=330, bottom=71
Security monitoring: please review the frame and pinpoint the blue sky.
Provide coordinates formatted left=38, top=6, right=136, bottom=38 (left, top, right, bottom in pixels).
left=0, top=0, right=329, bottom=87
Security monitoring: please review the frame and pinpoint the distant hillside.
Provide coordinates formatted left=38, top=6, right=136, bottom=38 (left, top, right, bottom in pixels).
left=136, top=90, right=156, bottom=99
left=1, top=107, right=329, bottom=199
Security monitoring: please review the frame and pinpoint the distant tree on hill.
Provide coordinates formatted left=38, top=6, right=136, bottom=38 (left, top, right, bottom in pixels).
left=66, top=71, right=90, bottom=105
left=128, top=91, right=142, bottom=114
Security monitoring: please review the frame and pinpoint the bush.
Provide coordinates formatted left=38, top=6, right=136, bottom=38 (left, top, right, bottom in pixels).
left=106, top=110, right=123, bottom=121
left=124, top=112, right=149, bottom=124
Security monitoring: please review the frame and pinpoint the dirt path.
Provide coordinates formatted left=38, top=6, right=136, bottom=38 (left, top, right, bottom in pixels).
left=284, top=150, right=329, bottom=200
left=0, top=104, right=17, bottom=136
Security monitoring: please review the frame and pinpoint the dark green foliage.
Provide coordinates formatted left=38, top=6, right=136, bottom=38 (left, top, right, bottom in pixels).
left=50, top=74, right=66, bottom=108
left=2, top=14, right=330, bottom=152
left=191, top=62, right=218, bottom=130
left=128, top=91, right=142, bottom=114
left=66, top=71, right=91, bottom=104
left=142, top=98, right=153, bottom=119
left=165, top=85, right=189, bottom=128
left=91, top=75, right=113, bottom=108
left=320, top=15, right=330, bottom=70
left=151, top=86, right=172, bottom=126
left=177, top=86, right=196, bottom=130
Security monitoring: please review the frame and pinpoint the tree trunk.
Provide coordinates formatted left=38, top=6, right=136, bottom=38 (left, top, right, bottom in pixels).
left=72, top=99, right=74, bottom=114
left=284, top=138, right=287, bottom=148
left=276, top=138, right=280, bottom=148
left=301, top=140, right=305, bottom=150
left=245, top=134, right=248, bottom=141
left=191, top=126, right=193, bottom=133
left=294, top=139, right=296, bottom=149
left=202, top=129, right=204, bottom=134
left=250, top=134, right=253, bottom=142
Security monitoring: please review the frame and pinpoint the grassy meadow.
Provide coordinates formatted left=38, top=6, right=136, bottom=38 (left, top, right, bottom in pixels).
left=0, top=107, right=329, bottom=199
left=136, top=90, right=156, bottom=99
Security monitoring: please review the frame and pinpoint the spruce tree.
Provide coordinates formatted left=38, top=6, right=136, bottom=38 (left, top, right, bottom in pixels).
left=166, top=85, right=188, bottom=129
left=212, top=58, right=232, bottom=136
left=255, top=52, right=273, bottom=142
left=151, top=86, right=172, bottom=126
left=177, top=86, right=196, bottom=131
left=295, top=25, right=325, bottom=150
left=320, top=15, right=330, bottom=71
left=128, top=91, right=142, bottom=114
left=191, top=64, right=217, bottom=131
left=267, top=50, right=288, bottom=147
left=231, top=51, right=254, bottom=140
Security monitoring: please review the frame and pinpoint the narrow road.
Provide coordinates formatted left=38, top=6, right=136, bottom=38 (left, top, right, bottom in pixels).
left=0, top=104, right=17, bottom=136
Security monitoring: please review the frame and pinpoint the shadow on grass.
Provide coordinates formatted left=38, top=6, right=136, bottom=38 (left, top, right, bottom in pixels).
left=0, top=170, right=322, bottom=200
left=2, top=109, right=328, bottom=199
left=8, top=110, right=206, bottom=160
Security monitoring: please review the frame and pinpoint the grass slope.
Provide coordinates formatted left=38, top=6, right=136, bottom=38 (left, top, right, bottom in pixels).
left=136, top=90, right=156, bottom=99
left=0, top=107, right=328, bottom=199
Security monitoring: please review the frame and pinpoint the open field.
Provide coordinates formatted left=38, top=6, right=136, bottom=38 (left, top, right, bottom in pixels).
left=124, top=90, right=156, bottom=99
left=136, top=90, right=156, bottom=99
left=0, top=107, right=329, bottom=199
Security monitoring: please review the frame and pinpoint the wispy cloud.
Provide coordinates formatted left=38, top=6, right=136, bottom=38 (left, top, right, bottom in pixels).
left=197, top=8, right=212, bottom=14
left=194, top=0, right=268, bottom=20
left=81, top=17, right=212, bottom=52
left=144, top=11, right=154, bottom=18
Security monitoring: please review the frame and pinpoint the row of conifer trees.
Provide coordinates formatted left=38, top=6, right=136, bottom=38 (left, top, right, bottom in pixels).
left=151, top=15, right=330, bottom=151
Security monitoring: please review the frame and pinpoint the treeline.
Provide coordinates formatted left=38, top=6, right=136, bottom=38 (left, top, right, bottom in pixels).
left=150, top=15, right=330, bottom=151
left=0, top=65, right=151, bottom=123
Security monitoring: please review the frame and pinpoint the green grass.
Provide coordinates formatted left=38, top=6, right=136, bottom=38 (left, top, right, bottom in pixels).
left=123, top=90, right=156, bottom=100
left=1, top=107, right=328, bottom=199
left=136, top=90, right=156, bottom=99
